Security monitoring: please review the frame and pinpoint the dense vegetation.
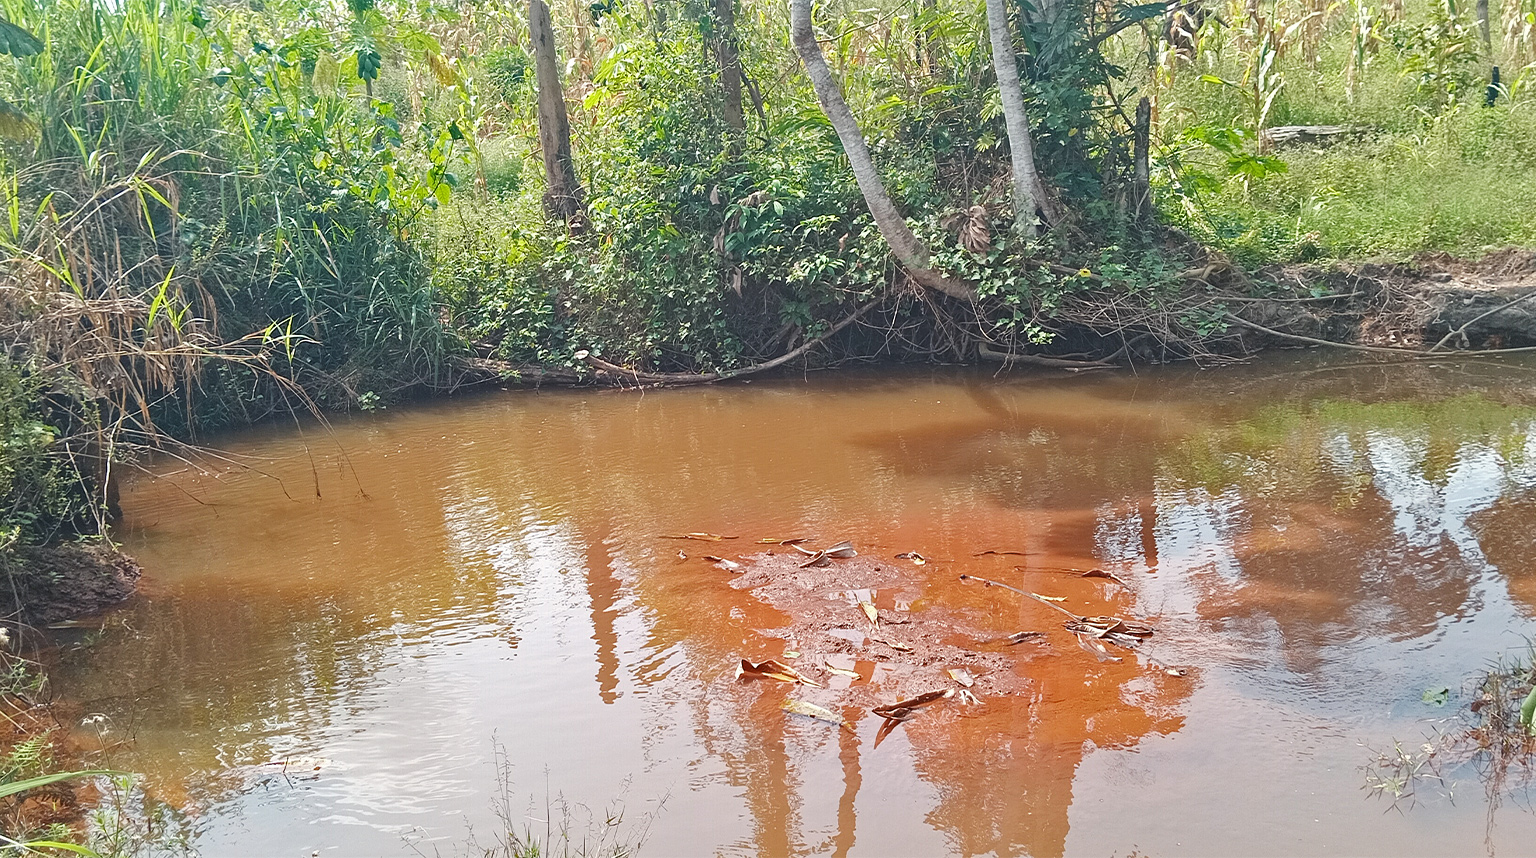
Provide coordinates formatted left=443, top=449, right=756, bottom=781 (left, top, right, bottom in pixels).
left=0, top=0, right=1530, bottom=547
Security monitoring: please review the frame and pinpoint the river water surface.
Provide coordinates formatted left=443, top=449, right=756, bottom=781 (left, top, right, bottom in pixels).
left=52, top=357, right=1536, bottom=856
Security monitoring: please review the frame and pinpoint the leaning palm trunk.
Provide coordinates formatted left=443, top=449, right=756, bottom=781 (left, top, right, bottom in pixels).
left=788, top=0, right=973, bottom=300
left=985, top=0, right=1051, bottom=235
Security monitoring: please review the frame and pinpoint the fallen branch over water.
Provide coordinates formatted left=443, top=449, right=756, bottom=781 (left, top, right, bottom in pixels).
left=575, top=299, right=883, bottom=387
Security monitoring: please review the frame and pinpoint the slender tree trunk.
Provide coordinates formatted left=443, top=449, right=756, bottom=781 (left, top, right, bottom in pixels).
left=788, top=0, right=973, bottom=300
left=1476, top=0, right=1491, bottom=51
left=984, top=0, right=1049, bottom=236
left=714, top=0, right=745, bottom=137
left=1132, top=96, right=1151, bottom=221
left=529, top=0, right=586, bottom=229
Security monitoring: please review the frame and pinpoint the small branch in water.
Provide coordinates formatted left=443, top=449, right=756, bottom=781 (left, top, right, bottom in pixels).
left=958, top=574, right=1082, bottom=619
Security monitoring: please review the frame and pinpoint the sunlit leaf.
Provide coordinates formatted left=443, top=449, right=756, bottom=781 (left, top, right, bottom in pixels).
left=859, top=601, right=879, bottom=627
left=895, top=551, right=927, bottom=565
left=783, top=699, right=853, bottom=730
left=702, top=555, right=742, bottom=572
left=947, top=668, right=975, bottom=688
left=824, top=540, right=857, bottom=558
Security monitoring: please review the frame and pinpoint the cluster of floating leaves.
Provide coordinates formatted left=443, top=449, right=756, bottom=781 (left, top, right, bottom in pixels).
left=676, top=533, right=1188, bottom=743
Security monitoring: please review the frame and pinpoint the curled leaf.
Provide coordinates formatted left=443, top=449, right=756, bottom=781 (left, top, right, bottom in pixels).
left=873, top=689, right=954, bottom=719
left=824, top=540, right=857, bottom=558
left=783, top=699, right=854, bottom=731
left=823, top=663, right=861, bottom=679
left=737, top=658, right=822, bottom=687
left=1002, top=630, right=1045, bottom=645
left=703, top=555, right=742, bottom=572
left=1081, top=568, right=1129, bottom=587
left=799, top=551, right=831, bottom=568
left=872, top=636, right=912, bottom=652
left=895, top=551, right=927, bottom=566
left=947, top=668, right=975, bottom=688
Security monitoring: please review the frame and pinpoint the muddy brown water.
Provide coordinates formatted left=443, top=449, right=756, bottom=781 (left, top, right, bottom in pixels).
left=50, top=357, right=1536, bottom=856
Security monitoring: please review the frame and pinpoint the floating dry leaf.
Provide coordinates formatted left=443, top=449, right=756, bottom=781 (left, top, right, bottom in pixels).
left=824, top=540, right=857, bottom=559
left=1067, top=616, right=1154, bottom=639
left=703, top=555, right=742, bottom=572
left=799, top=551, right=831, bottom=568
left=1074, top=632, right=1123, bottom=663
left=737, top=658, right=822, bottom=687
left=677, top=551, right=688, bottom=560
left=974, top=550, right=1030, bottom=557
left=873, top=689, right=955, bottom=719
left=783, top=651, right=800, bottom=659
left=1000, top=630, right=1045, bottom=645
left=823, top=663, right=861, bottom=679
left=859, top=601, right=879, bottom=627
left=955, top=689, right=981, bottom=706
left=873, top=636, right=912, bottom=652
left=1165, top=667, right=1187, bottom=677
left=1081, top=568, right=1129, bottom=587
left=662, top=532, right=738, bottom=542
left=757, top=536, right=811, bottom=545
left=790, top=543, right=821, bottom=556
left=947, top=668, right=976, bottom=688
left=895, top=551, right=927, bottom=566
left=1031, top=592, right=1067, bottom=602
left=783, top=699, right=853, bottom=731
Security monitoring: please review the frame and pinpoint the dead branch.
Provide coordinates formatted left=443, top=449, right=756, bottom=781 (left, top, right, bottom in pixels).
left=575, top=299, right=882, bottom=387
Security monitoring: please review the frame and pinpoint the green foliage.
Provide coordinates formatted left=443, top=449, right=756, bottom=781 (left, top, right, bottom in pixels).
left=0, top=361, right=96, bottom=546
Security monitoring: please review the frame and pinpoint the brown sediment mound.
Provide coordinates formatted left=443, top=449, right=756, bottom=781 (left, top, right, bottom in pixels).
left=2, top=542, right=141, bottom=629
left=726, top=550, right=1046, bottom=707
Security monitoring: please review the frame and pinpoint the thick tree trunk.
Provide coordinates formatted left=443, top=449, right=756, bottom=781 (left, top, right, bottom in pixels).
left=530, top=0, right=586, bottom=229
left=714, top=0, right=746, bottom=136
left=788, top=0, right=973, bottom=300
left=984, top=0, right=1049, bottom=236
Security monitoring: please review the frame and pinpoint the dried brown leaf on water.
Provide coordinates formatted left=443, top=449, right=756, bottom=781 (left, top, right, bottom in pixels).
left=783, top=699, right=854, bottom=731
left=756, top=536, right=811, bottom=545
left=947, top=668, right=976, bottom=688
left=974, top=550, right=1030, bottom=557
left=1068, top=616, right=1154, bottom=639
left=1031, top=592, right=1067, bottom=602
left=702, top=555, right=743, bottom=572
left=824, top=541, right=857, bottom=559
left=662, top=532, right=738, bottom=542
left=1074, top=632, right=1123, bottom=663
left=737, top=658, right=822, bottom=687
left=799, top=551, right=831, bottom=568
left=1081, top=568, right=1129, bottom=587
left=895, top=551, right=928, bottom=566
left=790, top=543, right=821, bottom=556
left=1003, top=630, right=1045, bottom=645
left=872, top=636, right=912, bottom=652
left=823, top=662, right=861, bottom=679
left=873, top=689, right=955, bottom=719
